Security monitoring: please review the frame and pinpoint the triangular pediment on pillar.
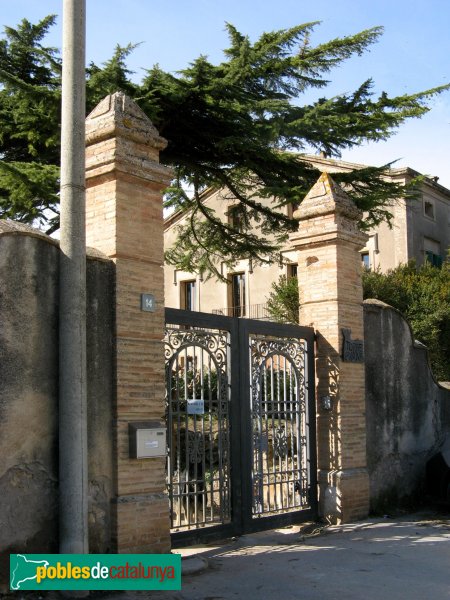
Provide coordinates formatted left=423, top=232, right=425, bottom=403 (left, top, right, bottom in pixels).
left=293, top=172, right=362, bottom=222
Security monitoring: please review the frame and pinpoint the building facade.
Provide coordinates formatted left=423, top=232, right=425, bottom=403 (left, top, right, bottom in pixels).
left=164, top=156, right=450, bottom=316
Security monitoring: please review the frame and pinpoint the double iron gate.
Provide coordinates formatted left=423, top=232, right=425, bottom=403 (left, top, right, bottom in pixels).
left=164, top=308, right=317, bottom=543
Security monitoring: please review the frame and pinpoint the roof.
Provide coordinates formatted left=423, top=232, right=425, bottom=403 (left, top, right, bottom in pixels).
left=163, top=154, right=450, bottom=230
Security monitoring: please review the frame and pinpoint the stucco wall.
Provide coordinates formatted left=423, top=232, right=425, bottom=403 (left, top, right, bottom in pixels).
left=0, top=224, right=114, bottom=583
left=364, top=299, right=450, bottom=512
left=164, top=188, right=295, bottom=315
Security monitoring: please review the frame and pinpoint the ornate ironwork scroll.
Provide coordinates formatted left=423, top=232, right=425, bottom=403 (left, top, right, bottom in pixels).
left=274, top=426, right=288, bottom=459
left=165, top=325, right=231, bottom=531
left=249, top=335, right=310, bottom=516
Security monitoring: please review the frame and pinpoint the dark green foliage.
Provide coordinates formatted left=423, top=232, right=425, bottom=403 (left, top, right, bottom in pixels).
left=267, top=262, right=450, bottom=381
left=362, top=261, right=450, bottom=381
left=0, top=17, right=448, bottom=274
left=86, top=44, right=139, bottom=109
left=0, top=16, right=61, bottom=231
left=168, top=366, right=219, bottom=404
left=266, top=275, right=300, bottom=324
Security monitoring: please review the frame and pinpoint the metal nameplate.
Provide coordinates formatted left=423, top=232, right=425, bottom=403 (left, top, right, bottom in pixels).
left=187, top=399, right=205, bottom=415
left=342, top=328, right=364, bottom=363
left=141, top=293, right=155, bottom=312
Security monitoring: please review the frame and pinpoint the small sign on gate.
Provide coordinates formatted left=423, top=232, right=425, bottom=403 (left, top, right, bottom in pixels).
left=187, top=399, right=204, bottom=415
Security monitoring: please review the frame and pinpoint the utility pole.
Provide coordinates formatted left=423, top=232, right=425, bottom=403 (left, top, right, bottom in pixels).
left=59, top=0, right=88, bottom=555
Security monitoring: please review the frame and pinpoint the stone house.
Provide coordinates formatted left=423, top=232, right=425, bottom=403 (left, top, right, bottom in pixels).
left=164, top=155, right=450, bottom=317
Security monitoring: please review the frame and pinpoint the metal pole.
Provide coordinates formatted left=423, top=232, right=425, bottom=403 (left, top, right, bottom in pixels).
left=59, top=0, right=88, bottom=555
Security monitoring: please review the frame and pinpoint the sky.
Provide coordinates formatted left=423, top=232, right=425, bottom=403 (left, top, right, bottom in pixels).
left=2, top=0, right=450, bottom=186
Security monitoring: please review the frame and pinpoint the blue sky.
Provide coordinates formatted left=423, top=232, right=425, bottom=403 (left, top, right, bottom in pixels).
left=3, top=1, right=450, bottom=186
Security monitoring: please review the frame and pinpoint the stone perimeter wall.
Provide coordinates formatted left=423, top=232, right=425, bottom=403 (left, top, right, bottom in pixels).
left=364, top=299, right=450, bottom=512
left=0, top=222, right=114, bottom=585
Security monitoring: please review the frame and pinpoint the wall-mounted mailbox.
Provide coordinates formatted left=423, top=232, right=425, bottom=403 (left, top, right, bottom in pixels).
left=128, top=422, right=166, bottom=459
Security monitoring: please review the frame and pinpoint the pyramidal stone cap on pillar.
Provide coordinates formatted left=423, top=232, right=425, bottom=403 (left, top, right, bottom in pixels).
left=85, top=91, right=167, bottom=150
left=85, top=91, right=172, bottom=185
left=293, top=172, right=362, bottom=222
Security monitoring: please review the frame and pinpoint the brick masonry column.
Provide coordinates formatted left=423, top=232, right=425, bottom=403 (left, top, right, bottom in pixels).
left=289, top=172, right=369, bottom=523
left=85, top=92, right=172, bottom=551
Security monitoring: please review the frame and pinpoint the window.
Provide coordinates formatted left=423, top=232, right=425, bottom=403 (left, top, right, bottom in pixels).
left=287, top=263, right=298, bottom=278
left=181, top=280, right=196, bottom=311
left=423, top=237, right=442, bottom=268
left=230, top=273, right=246, bottom=317
left=361, top=252, right=370, bottom=269
left=227, top=204, right=245, bottom=231
left=425, top=251, right=443, bottom=268
left=423, top=198, right=435, bottom=220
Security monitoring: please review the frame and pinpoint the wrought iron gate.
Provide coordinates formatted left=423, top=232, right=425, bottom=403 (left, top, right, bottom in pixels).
left=165, top=308, right=316, bottom=543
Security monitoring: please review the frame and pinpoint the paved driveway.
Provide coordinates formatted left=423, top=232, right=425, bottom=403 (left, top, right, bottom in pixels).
left=168, top=512, right=450, bottom=600
left=8, top=512, right=449, bottom=600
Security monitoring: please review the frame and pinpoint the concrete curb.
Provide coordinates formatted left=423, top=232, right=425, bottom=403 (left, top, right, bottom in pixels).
left=181, top=556, right=209, bottom=576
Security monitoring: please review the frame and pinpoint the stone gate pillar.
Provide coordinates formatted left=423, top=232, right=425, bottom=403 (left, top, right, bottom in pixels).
left=289, top=172, right=369, bottom=523
left=85, top=92, right=172, bottom=551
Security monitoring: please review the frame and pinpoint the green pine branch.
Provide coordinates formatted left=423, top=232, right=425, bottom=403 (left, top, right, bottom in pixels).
left=0, top=15, right=448, bottom=277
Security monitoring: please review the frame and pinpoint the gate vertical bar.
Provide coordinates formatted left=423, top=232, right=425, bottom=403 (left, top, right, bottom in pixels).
left=306, top=331, right=318, bottom=509
left=229, top=315, right=243, bottom=535
left=237, top=318, right=253, bottom=531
